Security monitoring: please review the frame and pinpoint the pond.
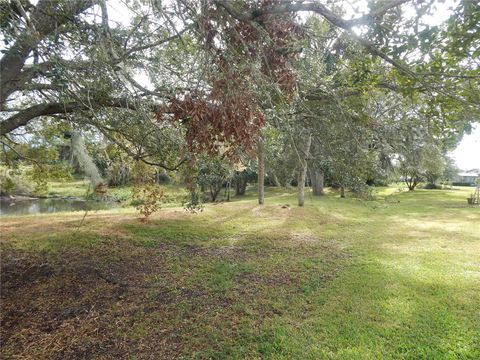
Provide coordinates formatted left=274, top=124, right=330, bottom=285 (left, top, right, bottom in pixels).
left=0, top=198, right=119, bottom=217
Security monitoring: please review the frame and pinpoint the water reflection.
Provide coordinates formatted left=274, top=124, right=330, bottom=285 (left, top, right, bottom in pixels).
left=0, top=198, right=119, bottom=216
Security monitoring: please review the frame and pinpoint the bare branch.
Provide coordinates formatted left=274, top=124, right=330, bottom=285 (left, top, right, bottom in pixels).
left=0, top=138, right=43, bottom=166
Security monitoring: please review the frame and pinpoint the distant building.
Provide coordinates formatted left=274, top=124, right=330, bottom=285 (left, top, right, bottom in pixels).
left=457, top=169, right=480, bottom=185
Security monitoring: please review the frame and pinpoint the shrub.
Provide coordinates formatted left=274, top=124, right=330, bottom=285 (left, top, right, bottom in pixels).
left=452, top=182, right=475, bottom=187
left=351, top=184, right=376, bottom=201
left=107, top=162, right=131, bottom=186
left=155, top=170, right=171, bottom=185
left=423, top=183, right=441, bottom=189
left=132, top=183, right=164, bottom=221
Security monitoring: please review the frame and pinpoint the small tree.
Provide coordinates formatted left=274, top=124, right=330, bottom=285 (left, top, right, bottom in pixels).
left=233, top=168, right=256, bottom=196
left=399, top=141, right=444, bottom=190
left=197, top=156, right=232, bottom=202
left=442, top=156, right=459, bottom=186
left=131, top=162, right=164, bottom=221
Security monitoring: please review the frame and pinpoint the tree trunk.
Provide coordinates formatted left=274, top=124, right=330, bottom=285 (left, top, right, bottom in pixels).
left=311, top=169, right=325, bottom=196
left=405, top=176, right=418, bottom=191
left=297, top=134, right=312, bottom=207
left=235, top=174, right=247, bottom=196
left=226, top=182, right=231, bottom=201
left=272, top=174, right=281, bottom=187
left=340, top=186, right=345, bottom=198
left=257, top=139, right=265, bottom=205
left=411, top=177, right=419, bottom=190
left=210, top=186, right=222, bottom=202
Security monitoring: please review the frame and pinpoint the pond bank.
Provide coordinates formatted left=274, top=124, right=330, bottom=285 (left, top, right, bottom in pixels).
left=0, top=194, right=83, bottom=202
left=0, top=196, right=119, bottom=216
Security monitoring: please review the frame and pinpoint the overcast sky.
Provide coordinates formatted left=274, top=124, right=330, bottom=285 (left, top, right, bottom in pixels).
left=449, top=124, right=480, bottom=170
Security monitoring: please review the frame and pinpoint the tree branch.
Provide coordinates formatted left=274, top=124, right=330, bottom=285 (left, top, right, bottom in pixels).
left=348, top=0, right=411, bottom=26
left=123, top=25, right=194, bottom=57
left=303, top=81, right=421, bottom=101
left=1, top=138, right=44, bottom=167
left=0, top=98, right=159, bottom=136
left=96, top=126, right=187, bottom=171
left=214, top=0, right=416, bottom=77
left=0, top=0, right=96, bottom=105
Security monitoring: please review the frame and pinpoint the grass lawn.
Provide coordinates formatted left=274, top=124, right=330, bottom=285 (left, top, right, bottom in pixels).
left=1, top=186, right=479, bottom=359
left=46, top=179, right=188, bottom=205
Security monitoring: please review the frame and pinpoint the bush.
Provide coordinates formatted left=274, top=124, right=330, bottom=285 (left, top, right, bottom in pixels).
left=423, top=183, right=441, bottom=189
left=107, top=162, right=131, bottom=186
left=452, top=182, right=476, bottom=187
left=350, top=185, right=376, bottom=201
left=131, top=183, right=164, bottom=221
left=196, top=156, right=232, bottom=202
left=155, top=171, right=171, bottom=185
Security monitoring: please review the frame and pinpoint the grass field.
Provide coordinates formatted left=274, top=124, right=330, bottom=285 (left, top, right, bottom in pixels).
left=1, top=186, right=479, bottom=359
left=46, top=180, right=188, bottom=204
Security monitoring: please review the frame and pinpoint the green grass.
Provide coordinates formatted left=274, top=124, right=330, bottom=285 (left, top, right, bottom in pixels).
left=1, top=186, right=479, bottom=359
left=47, top=179, right=91, bottom=197
left=47, top=179, right=189, bottom=205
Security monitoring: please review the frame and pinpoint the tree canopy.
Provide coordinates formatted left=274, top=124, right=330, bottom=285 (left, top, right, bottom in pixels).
left=1, top=0, right=479, bottom=202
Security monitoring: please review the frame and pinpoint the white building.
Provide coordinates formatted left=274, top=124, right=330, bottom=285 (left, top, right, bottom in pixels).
left=457, top=169, right=480, bottom=185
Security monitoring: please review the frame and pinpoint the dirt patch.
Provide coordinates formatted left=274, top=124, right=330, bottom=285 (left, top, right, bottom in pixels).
left=1, top=238, right=258, bottom=359
left=0, top=243, right=176, bottom=359
left=1, top=255, right=54, bottom=290
left=289, top=232, right=320, bottom=244
left=174, top=244, right=256, bottom=261
left=1, top=221, right=350, bottom=359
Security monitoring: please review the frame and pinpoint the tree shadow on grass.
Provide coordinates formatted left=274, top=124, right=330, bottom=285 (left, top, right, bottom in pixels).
left=0, top=213, right=349, bottom=359
left=239, top=255, right=480, bottom=360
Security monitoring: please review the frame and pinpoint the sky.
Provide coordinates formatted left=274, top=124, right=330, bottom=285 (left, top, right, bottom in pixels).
left=449, top=124, right=480, bottom=170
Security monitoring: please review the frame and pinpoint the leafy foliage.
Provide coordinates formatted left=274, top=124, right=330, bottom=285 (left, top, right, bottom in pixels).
left=196, top=155, right=232, bottom=202
left=131, top=162, right=164, bottom=221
